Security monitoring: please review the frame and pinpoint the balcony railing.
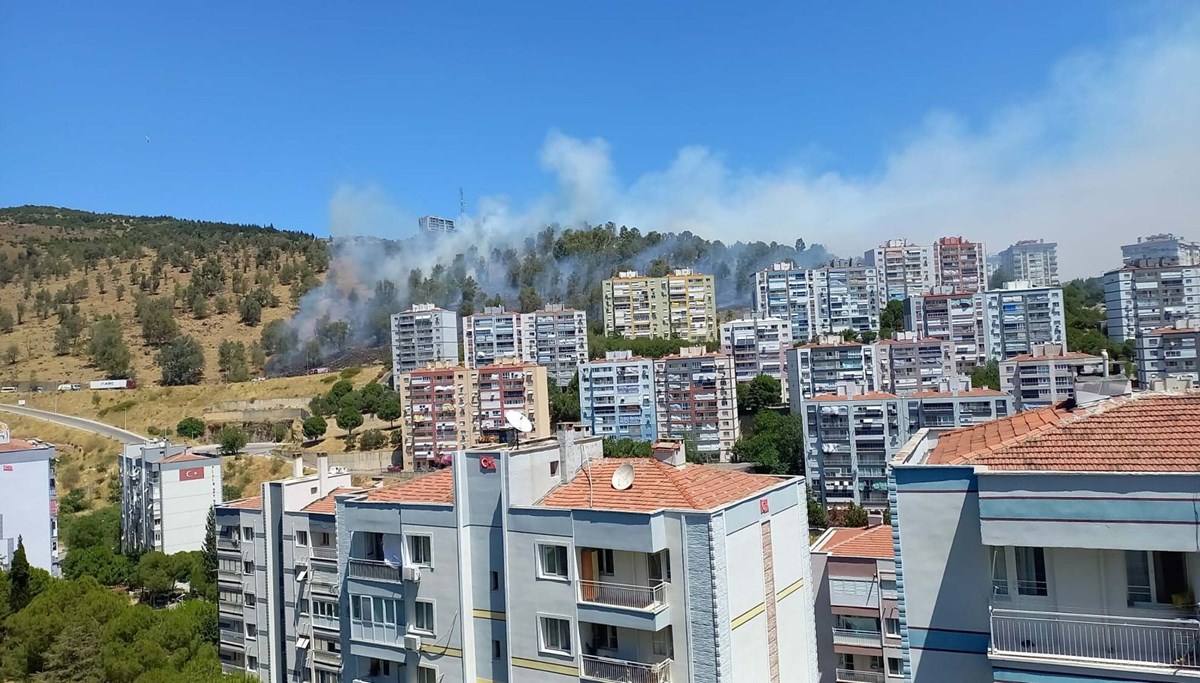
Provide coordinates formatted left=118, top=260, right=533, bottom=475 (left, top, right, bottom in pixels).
left=347, top=558, right=402, bottom=582
left=219, top=629, right=245, bottom=646
left=310, top=545, right=338, bottom=562
left=581, top=654, right=672, bottom=683
left=835, top=668, right=885, bottom=683
left=832, top=628, right=883, bottom=648
left=217, top=538, right=240, bottom=552
left=990, top=608, right=1200, bottom=669
left=578, top=580, right=667, bottom=611
left=312, top=648, right=341, bottom=666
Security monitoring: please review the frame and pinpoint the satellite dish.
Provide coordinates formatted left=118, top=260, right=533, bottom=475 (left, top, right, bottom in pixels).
left=505, top=410, right=534, bottom=433
left=611, top=463, right=635, bottom=491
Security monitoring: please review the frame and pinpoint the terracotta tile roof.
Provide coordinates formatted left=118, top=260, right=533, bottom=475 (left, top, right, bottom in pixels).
left=363, top=469, right=455, bottom=505
left=225, top=495, right=263, bottom=510
left=302, top=487, right=364, bottom=514
left=160, top=451, right=214, bottom=464
left=539, top=458, right=784, bottom=513
left=813, top=525, right=895, bottom=559
left=1001, top=351, right=1100, bottom=363
left=924, top=392, right=1200, bottom=471
left=807, top=391, right=899, bottom=402
left=0, top=437, right=46, bottom=453
left=1145, top=325, right=1200, bottom=334
left=907, top=388, right=1007, bottom=398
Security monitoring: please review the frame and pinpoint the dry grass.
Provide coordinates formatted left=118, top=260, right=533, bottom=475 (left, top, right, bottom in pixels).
left=1, top=414, right=122, bottom=507
left=220, top=453, right=295, bottom=500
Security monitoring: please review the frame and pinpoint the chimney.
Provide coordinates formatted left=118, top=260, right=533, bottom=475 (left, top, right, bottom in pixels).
left=291, top=452, right=304, bottom=479
left=1101, top=349, right=1110, bottom=377
left=867, top=513, right=884, bottom=528
left=652, top=441, right=686, bottom=468
left=317, top=452, right=329, bottom=495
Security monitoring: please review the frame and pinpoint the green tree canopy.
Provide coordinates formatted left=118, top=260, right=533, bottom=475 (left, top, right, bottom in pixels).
left=157, top=335, right=205, bottom=386
left=218, top=426, right=248, bottom=456
left=176, top=416, right=206, bottom=440
left=302, top=415, right=327, bottom=440
left=736, top=374, right=782, bottom=415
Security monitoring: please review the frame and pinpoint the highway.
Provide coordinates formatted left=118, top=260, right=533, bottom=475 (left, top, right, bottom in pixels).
left=0, top=402, right=148, bottom=444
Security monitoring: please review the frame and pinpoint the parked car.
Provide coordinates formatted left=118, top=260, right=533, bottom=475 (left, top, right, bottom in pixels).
left=0, top=386, right=16, bottom=393
left=56, top=383, right=82, bottom=391
left=386, top=464, right=404, bottom=473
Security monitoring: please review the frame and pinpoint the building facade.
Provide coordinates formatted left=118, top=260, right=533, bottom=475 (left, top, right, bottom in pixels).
left=996, top=239, right=1059, bottom=287
left=601, top=269, right=717, bottom=342
left=464, top=306, right=523, bottom=369
left=871, top=333, right=957, bottom=396
left=932, top=236, right=986, bottom=293
left=787, top=339, right=877, bottom=405
left=998, top=344, right=1118, bottom=410
left=1136, top=319, right=1200, bottom=386
left=891, top=391, right=1200, bottom=682
left=120, top=439, right=222, bottom=554
left=524, top=305, right=589, bottom=387
left=578, top=351, right=658, bottom=442
left=474, top=359, right=551, bottom=437
left=865, top=240, right=934, bottom=302
left=0, top=424, right=58, bottom=576
left=417, top=216, right=456, bottom=235
left=1103, top=263, right=1200, bottom=342
left=396, top=364, right=479, bottom=468
left=720, top=315, right=792, bottom=388
left=754, top=261, right=816, bottom=343
left=1121, top=233, right=1200, bottom=266
left=335, top=435, right=820, bottom=683
left=810, top=261, right=881, bottom=337
left=903, top=289, right=985, bottom=373
left=981, top=282, right=1066, bottom=360
left=391, top=304, right=461, bottom=380
left=654, top=347, right=740, bottom=461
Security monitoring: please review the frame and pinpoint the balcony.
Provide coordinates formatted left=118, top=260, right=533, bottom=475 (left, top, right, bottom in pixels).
left=836, top=669, right=885, bottom=683
left=348, top=558, right=403, bottom=582
left=312, top=648, right=342, bottom=667
left=833, top=628, right=883, bottom=648
left=310, top=545, right=338, bottom=562
left=990, top=608, right=1200, bottom=670
left=579, top=580, right=667, bottom=612
left=581, top=654, right=672, bottom=683
left=219, top=629, right=245, bottom=647
left=217, top=537, right=240, bottom=553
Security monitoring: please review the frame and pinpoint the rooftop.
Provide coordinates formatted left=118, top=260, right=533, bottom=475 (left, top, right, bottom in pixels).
left=302, top=487, right=365, bottom=514
left=160, top=451, right=215, bottom=464
left=362, top=469, right=455, bottom=505
left=807, top=391, right=899, bottom=402
left=0, top=437, right=50, bottom=453
left=1002, top=351, right=1101, bottom=363
left=908, top=388, right=1008, bottom=398
left=922, top=392, right=1200, bottom=472
left=224, top=495, right=263, bottom=510
left=812, top=525, right=895, bottom=559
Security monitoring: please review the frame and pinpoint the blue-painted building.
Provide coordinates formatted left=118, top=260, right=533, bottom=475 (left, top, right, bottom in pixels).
left=579, top=351, right=658, bottom=442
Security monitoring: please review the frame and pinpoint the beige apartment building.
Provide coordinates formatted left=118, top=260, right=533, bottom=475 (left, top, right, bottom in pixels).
left=602, top=268, right=717, bottom=341
left=654, top=346, right=740, bottom=461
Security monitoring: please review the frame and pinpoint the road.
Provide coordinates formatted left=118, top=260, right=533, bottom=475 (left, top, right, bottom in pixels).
left=193, top=442, right=285, bottom=456
left=0, top=402, right=148, bottom=444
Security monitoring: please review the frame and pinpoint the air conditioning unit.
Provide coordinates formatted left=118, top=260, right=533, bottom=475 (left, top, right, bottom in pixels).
left=403, top=565, right=422, bottom=582
left=402, top=634, right=423, bottom=651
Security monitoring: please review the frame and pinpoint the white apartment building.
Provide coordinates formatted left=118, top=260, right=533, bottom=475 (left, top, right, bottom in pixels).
left=0, top=424, right=58, bottom=576
left=601, top=269, right=717, bottom=341
left=1136, top=319, right=1200, bottom=386
left=999, top=343, right=1124, bottom=410
left=787, top=338, right=877, bottom=405
left=215, top=454, right=355, bottom=681
left=891, top=391, right=1200, bottom=682
left=871, top=333, right=957, bottom=396
left=932, top=236, right=987, bottom=293
left=464, top=306, right=523, bottom=369
left=1103, top=263, right=1200, bottom=342
left=903, top=289, right=985, bottom=373
left=1122, top=233, right=1200, bottom=266
left=981, top=282, right=1066, bottom=360
left=578, top=351, right=658, bottom=442
left=865, top=239, right=934, bottom=302
left=720, top=315, right=792, bottom=388
left=810, top=261, right=881, bottom=337
left=120, top=439, right=222, bottom=555
left=996, top=239, right=1059, bottom=287
left=336, top=434, right=820, bottom=683
left=524, top=304, right=589, bottom=387
left=654, top=347, right=740, bottom=461
left=418, top=216, right=456, bottom=235
left=754, top=261, right=816, bottom=343
left=390, top=304, right=460, bottom=380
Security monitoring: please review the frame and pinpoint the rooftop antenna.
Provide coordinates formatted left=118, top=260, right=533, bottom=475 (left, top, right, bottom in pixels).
left=504, top=409, right=533, bottom=448
left=459, top=186, right=466, bottom=220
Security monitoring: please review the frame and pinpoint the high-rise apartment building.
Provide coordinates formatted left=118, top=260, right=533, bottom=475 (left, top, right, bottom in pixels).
left=999, top=344, right=1126, bottom=410
left=578, top=351, right=658, bottom=442
left=787, top=338, right=877, bottom=404
left=0, top=425, right=58, bottom=576
left=981, top=282, right=1066, bottom=360
left=524, top=304, right=589, bottom=386
left=654, top=347, right=740, bottom=461
left=1121, top=233, right=1200, bottom=266
left=336, top=435, right=820, bottom=683
left=932, top=236, right=986, bottom=293
left=602, top=269, right=717, bottom=341
left=463, top=306, right=523, bottom=369
left=903, top=289, right=985, bottom=373
left=891, top=391, right=1200, bottom=682
left=216, top=454, right=355, bottom=681
left=396, top=363, right=479, bottom=468
left=996, top=239, right=1059, bottom=287
left=474, top=359, right=551, bottom=437
left=720, top=315, right=792, bottom=387
left=871, top=333, right=957, bottom=395
left=1136, top=319, right=1200, bottom=386
left=754, top=261, right=815, bottom=343
left=810, top=261, right=881, bottom=337
left=391, top=304, right=460, bottom=380
left=120, top=439, right=222, bottom=554
left=1103, top=263, right=1200, bottom=342
left=865, top=239, right=935, bottom=302
left=417, top=215, right=456, bottom=235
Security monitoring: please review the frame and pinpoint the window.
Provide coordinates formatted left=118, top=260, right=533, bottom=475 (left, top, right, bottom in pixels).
left=652, top=626, right=674, bottom=657
left=408, top=535, right=432, bottom=566
left=538, top=616, right=573, bottom=655
left=991, top=547, right=1009, bottom=598
left=492, top=639, right=502, bottom=659
left=247, top=656, right=257, bottom=671
left=297, top=600, right=308, bottom=615
left=598, top=548, right=615, bottom=576
left=1015, top=547, right=1047, bottom=596
left=242, top=526, right=254, bottom=541
left=888, top=657, right=902, bottom=676
left=296, top=530, right=308, bottom=547
left=590, top=623, right=618, bottom=650
left=1126, top=550, right=1190, bottom=606
left=417, top=667, right=437, bottom=683
left=538, top=544, right=569, bottom=580
left=319, top=531, right=331, bottom=546
left=243, top=561, right=254, bottom=575
left=246, top=623, right=257, bottom=639
left=313, top=599, right=339, bottom=619
left=220, top=558, right=240, bottom=573
left=244, top=593, right=256, bottom=607
left=885, top=618, right=900, bottom=636
left=413, top=600, right=435, bottom=634
left=490, top=571, right=500, bottom=591
left=368, top=659, right=391, bottom=676
left=648, top=549, right=671, bottom=583
left=879, top=578, right=897, bottom=593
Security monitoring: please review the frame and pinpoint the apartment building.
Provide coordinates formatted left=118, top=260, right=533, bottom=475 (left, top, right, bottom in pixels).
left=865, top=239, right=934, bottom=302
left=654, top=347, right=740, bottom=461
left=787, top=338, right=877, bottom=405
left=995, top=239, right=1059, bottom=287
left=1136, top=319, right=1200, bottom=386
left=810, top=260, right=881, bottom=337
left=418, top=215, right=456, bottom=235
left=932, top=236, right=986, bottom=293
left=215, top=454, right=355, bottom=682
left=891, top=391, right=1200, bottom=682
left=335, top=434, right=820, bottom=683
left=1103, top=263, right=1200, bottom=342
left=475, top=359, right=551, bottom=437
left=390, top=304, right=460, bottom=380
left=720, top=315, right=792, bottom=387
left=601, top=269, right=717, bottom=341
left=578, top=351, right=657, bottom=442
left=0, top=424, right=58, bottom=576
left=464, top=306, right=523, bottom=369
left=871, top=333, right=956, bottom=395
left=120, top=439, right=222, bottom=554
left=981, top=281, right=1066, bottom=360
left=999, top=344, right=1123, bottom=410
left=903, top=289, right=985, bottom=373
left=754, top=261, right=816, bottom=343
left=524, top=304, right=589, bottom=387
left=1121, top=233, right=1200, bottom=266
left=396, top=363, right=479, bottom=469
left=811, top=523, right=902, bottom=683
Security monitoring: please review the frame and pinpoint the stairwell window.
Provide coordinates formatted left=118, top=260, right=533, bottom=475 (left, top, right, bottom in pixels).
left=538, top=615, right=573, bottom=656
left=538, top=543, right=569, bottom=580
left=407, top=534, right=432, bottom=567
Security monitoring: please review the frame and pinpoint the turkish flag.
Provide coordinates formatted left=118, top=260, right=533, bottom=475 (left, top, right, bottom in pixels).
left=2, top=465, right=12, bottom=472
left=179, top=467, right=205, bottom=481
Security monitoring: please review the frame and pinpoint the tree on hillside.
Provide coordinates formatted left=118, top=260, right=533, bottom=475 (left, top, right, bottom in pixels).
left=239, top=295, right=262, bottom=326
left=336, top=405, right=363, bottom=436
left=359, top=429, right=386, bottom=450
left=737, top=375, right=782, bottom=415
left=4, top=344, right=18, bottom=365
left=10, top=536, right=32, bottom=612
left=302, top=415, right=327, bottom=440
left=135, top=551, right=176, bottom=603
left=15, top=301, right=26, bottom=325
left=87, top=315, right=132, bottom=378
left=0, top=307, right=13, bottom=333
left=971, top=359, right=1000, bottom=390
left=218, top=426, right=248, bottom=456
left=218, top=340, right=250, bottom=383
left=176, top=416, right=206, bottom=439
left=139, top=296, right=179, bottom=345
left=158, top=335, right=205, bottom=386
left=375, top=396, right=400, bottom=427
left=329, top=379, right=354, bottom=401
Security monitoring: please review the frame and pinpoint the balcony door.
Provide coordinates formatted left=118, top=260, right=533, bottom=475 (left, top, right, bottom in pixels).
left=991, top=546, right=1053, bottom=608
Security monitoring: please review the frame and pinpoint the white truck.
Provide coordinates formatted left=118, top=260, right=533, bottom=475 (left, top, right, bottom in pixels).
left=89, top=379, right=135, bottom=390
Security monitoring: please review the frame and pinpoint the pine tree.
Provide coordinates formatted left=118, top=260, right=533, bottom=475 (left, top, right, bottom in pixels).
left=10, top=535, right=32, bottom=612
left=202, top=507, right=217, bottom=590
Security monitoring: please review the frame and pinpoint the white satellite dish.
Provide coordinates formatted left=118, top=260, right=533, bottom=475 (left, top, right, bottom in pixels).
left=611, top=463, right=635, bottom=491
left=504, top=410, right=534, bottom=434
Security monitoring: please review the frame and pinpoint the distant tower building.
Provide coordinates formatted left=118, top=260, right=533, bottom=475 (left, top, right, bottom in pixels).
left=754, top=261, right=815, bottom=343
left=865, top=239, right=935, bottom=302
left=809, top=260, right=881, bottom=337
left=602, top=269, right=717, bottom=341
left=654, top=347, right=740, bottom=461
left=981, top=282, right=1066, bottom=360
left=578, top=351, right=657, bottom=441
left=933, top=236, right=987, bottom=293
left=1121, top=233, right=1200, bottom=266
left=418, top=215, right=456, bottom=235
left=720, top=315, right=792, bottom=387
left=0, top=424, right=59, bottom=576
left=996, top=239, right=1059, bottom=287
left=390, top=303, right=460, bottom=379
left=1103, top=263, right=1200, bottom=342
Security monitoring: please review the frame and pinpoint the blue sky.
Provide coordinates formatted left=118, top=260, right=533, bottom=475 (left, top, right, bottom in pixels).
left=2, top=2, right=1197, bottom=275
